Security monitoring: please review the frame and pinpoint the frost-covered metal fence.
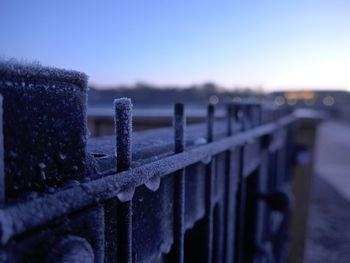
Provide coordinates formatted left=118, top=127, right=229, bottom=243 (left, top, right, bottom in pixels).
left=0, top=62, right=320, bottom=263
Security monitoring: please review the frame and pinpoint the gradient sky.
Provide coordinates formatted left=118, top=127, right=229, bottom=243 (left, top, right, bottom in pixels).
left=1, top=0, right=350, bottom=90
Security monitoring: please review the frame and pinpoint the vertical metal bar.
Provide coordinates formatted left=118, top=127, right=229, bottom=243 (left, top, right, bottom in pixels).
left=115, top=98, right=132, bottom=173
left=207, top=104, right=214, bottom=143
left=284, top=124, right=294, bottom=182
left=223, top=104, right=233, bottom=263
left=234, top=104, right=248, bottom=263
left=274, top=128, right=291, bottom=263
left=253, top=105, right=268, bottom=261
left=213, top=203, right=225, bottom=263
left=277, top=130, right=287, bottom=185
left=114, top=98, right=133, bottom=263
left=173, top=103, right=185, bottom=263
left=104, top=198, right=118, bottom=263
left=0, top=95, right=4, bottom=205
left=215, top=203, right=226, bottom=263
left=205, top=104, right=215, bottom=263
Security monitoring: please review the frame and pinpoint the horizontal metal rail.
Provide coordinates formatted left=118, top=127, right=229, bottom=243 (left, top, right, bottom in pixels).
left=0, top=63, right=327, bottom=263
left=0, top=114, right=296, bottom=245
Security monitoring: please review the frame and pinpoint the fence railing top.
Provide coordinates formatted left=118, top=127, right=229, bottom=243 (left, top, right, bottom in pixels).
left=0, top=113, right=302, bottom=245
left=0, top=59, right=88, bottom=89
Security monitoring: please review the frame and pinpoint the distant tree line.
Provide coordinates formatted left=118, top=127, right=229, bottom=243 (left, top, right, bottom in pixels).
left=88, top=82, right=264, bottom=108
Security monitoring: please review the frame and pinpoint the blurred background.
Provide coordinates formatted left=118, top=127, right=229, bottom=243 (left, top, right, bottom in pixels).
left=1, top=0, right=350, bottom=262
left=1, top=0, right=350, bottom=134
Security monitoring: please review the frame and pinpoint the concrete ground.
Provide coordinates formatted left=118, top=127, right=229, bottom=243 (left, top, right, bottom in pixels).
left=314, top=121, right=350, bottom=201
left=305, top=121, right=350, bottom=263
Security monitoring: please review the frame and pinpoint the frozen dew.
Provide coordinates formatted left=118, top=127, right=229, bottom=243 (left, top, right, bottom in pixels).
left=38, top=162, right=46, bottom=181
left=44, top=186, right=56, bottom=194
left=201, top=155, right=212, bottom=165
left=194, top=137, right=207, bottom=145
left=81, top=134, right=88, bottom=143
left=59, top=153, right=67, bottom=160
left=38, top=162, right=46, bottom=169
left=5, top=81, right=13, bottom=87
left=82, top=129, right=91, bottom=143
left=86, top=128, right=91, bottom=138
left=72, top=165, right=79, bottom=172
left=0, top=210, right=14, bottom=245
left=145, top=175, right=161, bottom=192
left=161, top=241, right=172, bottom=254
left=116, top=186, right=135, bottom=202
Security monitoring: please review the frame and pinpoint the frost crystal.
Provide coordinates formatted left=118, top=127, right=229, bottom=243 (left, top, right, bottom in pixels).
left=114, top=98, right=133, bottom=172
left=145, top=175, right=161, bottom=192
left=116, top=186, right=135, bottom=202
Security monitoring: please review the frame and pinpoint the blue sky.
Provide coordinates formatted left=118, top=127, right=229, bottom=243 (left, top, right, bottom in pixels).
left=1, top=0, right=350, bottom=90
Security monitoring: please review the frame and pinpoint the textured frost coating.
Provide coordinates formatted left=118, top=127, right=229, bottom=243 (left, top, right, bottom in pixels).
left=0, top=59, right=88, bottom=88
left=0, top=95, right=4, bottom=204
left=45, top=235, right=94, bottom=263
left=114, top=98, right=133, bottom=172
left=0, top=59, right=93, bottom=200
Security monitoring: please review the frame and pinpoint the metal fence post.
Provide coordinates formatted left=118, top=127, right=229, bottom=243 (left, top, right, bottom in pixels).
left=234, top=104, right=249, bottom=263
left=114, top=98, right=133, bottom=263
left=172, top=103, right=186, bottom=263
left=204, top=104, right=215, bottom=263
left=223, top=104, right=235, bottom=263
left=0, top=95, right=3, bottom=205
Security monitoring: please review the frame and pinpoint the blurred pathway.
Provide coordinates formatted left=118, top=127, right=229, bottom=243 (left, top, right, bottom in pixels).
left=314, top=121, right=350, bottom=201
left=305, top=121, right=350, bottom=263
